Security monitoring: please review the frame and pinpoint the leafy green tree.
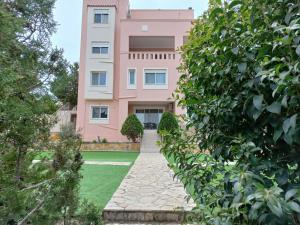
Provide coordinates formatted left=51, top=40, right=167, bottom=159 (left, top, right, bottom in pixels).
left=50, top=56, right=79, bottom=108
left=157, top=112, right=179, bottom=134
left=121, top=114, right=144, bottom=143
left=161, top=0, right=300, bottom=224
left=0, top=1, right=97, bottom=224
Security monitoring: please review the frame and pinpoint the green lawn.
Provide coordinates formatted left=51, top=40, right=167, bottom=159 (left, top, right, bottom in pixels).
left=36, top=151, right=139, bottom=209
left=79, top=151, right=139, bottom=209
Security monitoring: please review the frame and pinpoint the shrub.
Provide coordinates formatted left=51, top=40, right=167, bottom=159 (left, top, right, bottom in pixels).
left=77, top=200, right=102, bottom=225
left=161, top=0, right=300, bottom=224
left=157, top=112, right=179, bottom=134
left=101, top=138, right=108, bottom=143
left=121, top=114, right=144, bottom=143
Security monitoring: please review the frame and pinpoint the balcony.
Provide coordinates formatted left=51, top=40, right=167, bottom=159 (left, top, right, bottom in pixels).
left=128, top=52, right=177, bottom=60
left=127, top=36, right=177, bottom=60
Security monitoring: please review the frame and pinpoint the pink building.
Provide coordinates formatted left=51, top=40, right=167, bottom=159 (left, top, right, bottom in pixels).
left=77, top=0, right=194, bottom=142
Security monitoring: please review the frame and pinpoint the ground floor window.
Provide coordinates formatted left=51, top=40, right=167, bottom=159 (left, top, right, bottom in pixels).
left=91, top=106, right=108, bottom=120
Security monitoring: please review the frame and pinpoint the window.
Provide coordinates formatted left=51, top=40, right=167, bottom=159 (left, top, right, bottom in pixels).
left=144, top=69, right=167, bottom=85
left=91, top=71, right=107, bottom=86
left=91, top=106, right=108, bottom=119
left=128, top=69, right=136, bottom=89
left=92, top=42, right=109, bottom=56
left=94, top=10, right=109, bottom=24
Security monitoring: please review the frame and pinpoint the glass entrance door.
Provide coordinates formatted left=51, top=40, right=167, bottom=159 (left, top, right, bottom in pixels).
left=135, top=108, right=163, bottom=130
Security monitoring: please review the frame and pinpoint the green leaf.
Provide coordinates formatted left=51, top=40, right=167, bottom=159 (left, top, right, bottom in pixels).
left=285, top=189, right=298, bottom=201
left=281, top=95, right=288, bottom=108
left=253, top=109, right=263, bottom=121
left=273, top=128, right=283, bottom=142
left=288, top=202, right=300, bottom=213
left=296, top=45, right=300, bottom=56
left=229, top=0, right=242, bottom=8
left=267, top=197, right=283, bottom=217
left=232, top=47, right=239, bottom=55
left=210, top=7, right=223, bottom=18
left=266, top=102, right=281, bottom=114
left=238, top=63, right=247, bottom=73
left=283, top=118, right=291, bottom=134
left=283, top=114, right=297, bottom=133
left=253, top=95, right=263, bottom=110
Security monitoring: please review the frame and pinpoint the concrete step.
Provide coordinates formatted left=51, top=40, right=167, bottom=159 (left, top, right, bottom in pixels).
left=103, top=210, right=187, bottom=223
left=141, top=130, right=161, bottom=153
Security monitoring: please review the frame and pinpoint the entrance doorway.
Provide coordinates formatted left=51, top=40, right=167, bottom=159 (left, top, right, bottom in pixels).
left=135, top=108, right=164, bottom=130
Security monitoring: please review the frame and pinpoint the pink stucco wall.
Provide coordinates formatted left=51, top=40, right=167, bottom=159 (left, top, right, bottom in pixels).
left=76, top=0, right=194, bottom=142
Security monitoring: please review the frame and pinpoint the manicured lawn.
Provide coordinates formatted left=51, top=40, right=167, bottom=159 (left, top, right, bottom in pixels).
left=79, top=151, right=139, bottom=209
left=36, top=151, right=139, bottom=209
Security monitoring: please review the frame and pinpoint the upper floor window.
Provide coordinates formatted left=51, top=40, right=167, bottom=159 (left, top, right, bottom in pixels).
left=91, top=106, right=108, bottom=120
left=92, top=42, right=109, bottom=56
left=94, top=9, right=109, bottom=24
left=128, top=69, right=136, bottom=89
left=144, top=69, right=167, bottom=85
left=91, top=71, right=107, bottom=86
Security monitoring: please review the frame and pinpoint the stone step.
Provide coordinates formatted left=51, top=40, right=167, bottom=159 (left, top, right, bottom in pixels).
left=106, top=223, right=182, bottom=225
left=103, top=210, right=187, bottom=223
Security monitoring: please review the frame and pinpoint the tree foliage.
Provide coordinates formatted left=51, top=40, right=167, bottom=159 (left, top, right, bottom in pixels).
left=157, top=112, right=179, bottom=134
left=161, top=0, right=300, bottom=224
left=121, top=114, right=144, bottom=143
left=0, top=1, right=97, bottom=224
left=50, top=56, right=79, bottom=108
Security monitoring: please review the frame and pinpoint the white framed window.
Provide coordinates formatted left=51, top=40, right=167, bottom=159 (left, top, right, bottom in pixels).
left=91, top=71, right=107, bottom=86
left=94, top=9, right=109, bottom=24
left=91, top=106, right=109, bottom=120
left=92, top=42, right=109, bottom=56
left=127, top=68, right=136, bottom=89
left=144, top=69, right=168, bottom=89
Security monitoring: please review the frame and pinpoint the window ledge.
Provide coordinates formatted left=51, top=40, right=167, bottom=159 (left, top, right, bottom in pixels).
left=89, top=119, right=109, bottom=124
left=143, top=85, right=168, bottom=90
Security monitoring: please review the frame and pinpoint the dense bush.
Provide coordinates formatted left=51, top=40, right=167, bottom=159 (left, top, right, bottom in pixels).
left=121, top=114, right=144, bottom=143
left=157, top=112, right=179, bottom=134
left=161, top=0, right=300, bottom=224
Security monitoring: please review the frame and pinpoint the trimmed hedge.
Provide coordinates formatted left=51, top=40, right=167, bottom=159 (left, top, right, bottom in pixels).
left=121, top=114, right=144, bottom=143
left=157, top=112, right=179, bottom=134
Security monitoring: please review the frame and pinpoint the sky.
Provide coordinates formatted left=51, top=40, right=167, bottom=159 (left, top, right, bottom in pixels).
left=51, top=0, right=209, bottom=63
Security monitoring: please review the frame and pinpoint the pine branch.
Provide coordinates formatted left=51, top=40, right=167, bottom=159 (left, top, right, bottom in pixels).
left=17, top=199, right=45, bottom=225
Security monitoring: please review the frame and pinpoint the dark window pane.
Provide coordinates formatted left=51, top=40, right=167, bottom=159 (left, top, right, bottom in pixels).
left=92, top=107, right=100, bottom=118
left=94, top=14, right=102, bottom=23
left=99, top=72, right=106, bottom=85
left=92, top=47, right=101, bottom=54
left=156, top=73, right=166, bottom=84
left=145, top=73, right=155, bottom=84
left=91, top=72, right=99, bottom=85
left=100, top=107, right=108, bottom=118
left=100, top=47, right=108, bottom=54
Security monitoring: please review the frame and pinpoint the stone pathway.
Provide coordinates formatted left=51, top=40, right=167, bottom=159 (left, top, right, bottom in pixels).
left=103, top=131, right=195, bottom=223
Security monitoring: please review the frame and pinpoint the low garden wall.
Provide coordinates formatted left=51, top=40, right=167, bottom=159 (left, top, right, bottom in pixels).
left=80, top=142, right=140, bottom=152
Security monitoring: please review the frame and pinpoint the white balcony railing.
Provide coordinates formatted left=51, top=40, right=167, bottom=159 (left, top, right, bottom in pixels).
left=128, top=52, right=177, bottom=60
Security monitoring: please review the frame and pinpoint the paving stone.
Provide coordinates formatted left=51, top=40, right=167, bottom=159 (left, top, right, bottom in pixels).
left=103, top=131, right=195, bottom=223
